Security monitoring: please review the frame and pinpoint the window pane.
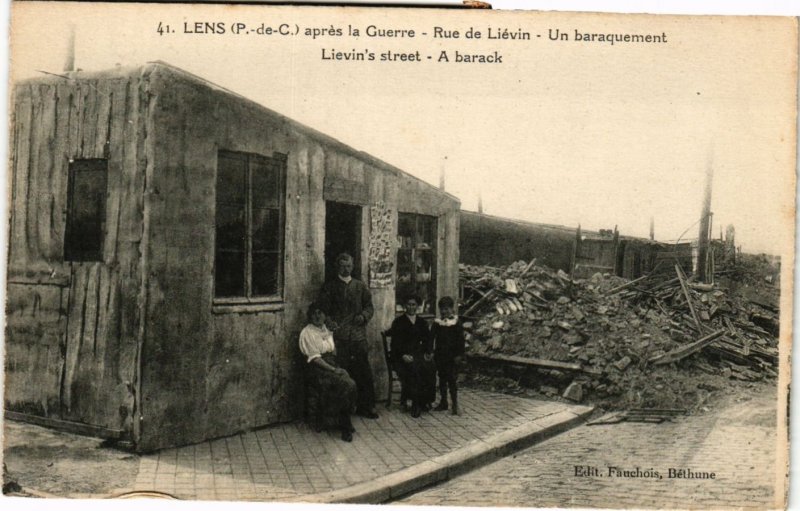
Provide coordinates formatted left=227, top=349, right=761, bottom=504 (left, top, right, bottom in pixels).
left=397, top=249, right=413, bottom=281
left=215, top=250, right=246, bottom=297
left=216, top=205, right=246, bottom=251
left=394, top=214, right=438, bottom=314
left=252, top=251, right=279, bottom=296
left=398, top=214, right=415, bottom=238
left=215, top=152, right=246, bottom=298
left=415, top=250, right=434, bottom=281
left=215, top=150, right=285, bottom=300
left=252, top=161, right=280, bottom=209
left=418, top=216, right=436, bottom=246
left=65, top=160, right=107, bottom=261
left=217, top=153, right=246, bottom=206
left=417, top=281, right=436, bottom=315
left=252, top=208, right=280, bottom=251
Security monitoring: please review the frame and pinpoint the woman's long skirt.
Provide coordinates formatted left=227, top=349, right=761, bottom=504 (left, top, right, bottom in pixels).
left=306, top=353, right=357, bottom=430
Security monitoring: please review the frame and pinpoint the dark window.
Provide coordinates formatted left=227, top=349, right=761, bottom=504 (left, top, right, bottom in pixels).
left=64, top=159, right=108, bottom=262
left=396, top=213, right=438, bottom=315
left=215, top=150, right=286, bottom=299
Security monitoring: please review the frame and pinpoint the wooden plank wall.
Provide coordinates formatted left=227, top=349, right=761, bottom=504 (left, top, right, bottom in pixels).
left=138, top=65, right=459, bottom=450
left=140, top=70, right=316, bottom=449
left=6, top=71, right=147, bottom=437
left=459, top=211, right=575, bottom=272
left=5, top=283, right=67, bottom=417
left=573, top=238, right=618, bottom=278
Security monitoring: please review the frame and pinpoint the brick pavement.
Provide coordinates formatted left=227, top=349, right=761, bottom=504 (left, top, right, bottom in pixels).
left=132, top=387, right=580, bottom=501
left=397, top=385, right=783, bottom=509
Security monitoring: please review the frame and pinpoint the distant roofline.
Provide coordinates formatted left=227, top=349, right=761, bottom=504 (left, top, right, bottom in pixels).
left=461, top=209, right=597, bottom=236
left=461, top=209, right=679, bottom=246
left=15, top=61, right=460, bottom=207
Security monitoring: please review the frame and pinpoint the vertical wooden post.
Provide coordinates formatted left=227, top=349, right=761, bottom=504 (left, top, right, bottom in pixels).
left=612, top=225, right=620, bottom=275
left=439, top=156, right=447, bottom=190
left=64, top=24, right=76, bottom=73
left=697, top=164, right=713, bottom=283
left=725, top=225, right=736, bottom=264
left=649, top=216, right=654, bottom=240
left=570, top=224, right=581, bottom=278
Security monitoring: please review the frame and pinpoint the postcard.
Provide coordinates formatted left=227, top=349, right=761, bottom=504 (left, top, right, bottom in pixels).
left=3, top=2, right=796, bottom=510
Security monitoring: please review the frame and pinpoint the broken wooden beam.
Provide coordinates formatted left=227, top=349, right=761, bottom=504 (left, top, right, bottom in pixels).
left=748, top=298, right=778, bottom=313
left=463, top=288, right=496, bottom=317
left=654, top=299, right=670, bottom=317
left=675, top=264, right=703, bottom=333
left=603, top=275, right=649, bottom=296
left=648, top=277, right=680, bottom=292
left=723, top=316, right=738, bottom=336
left=706, top=345, right=754, bottom=366
left=519, top=258, right=537, bottom=278
left=649, top=329, right=726, bottom=365
left=734, top=321, right=772, bottom=337
left=467, top=352, right=602, bottom=376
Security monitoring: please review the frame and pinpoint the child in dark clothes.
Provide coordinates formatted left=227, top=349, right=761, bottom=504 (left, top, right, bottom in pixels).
left=432, top=296, right=465, bottom=415
left=387, top=295, right=436, bottom=418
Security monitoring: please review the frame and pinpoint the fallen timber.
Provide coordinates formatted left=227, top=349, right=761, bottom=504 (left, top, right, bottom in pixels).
left=675, top=264, right=703, bottom=333
left=648, top=329, right=726, bottom=365
left=467, top=352, right=603, bottom=376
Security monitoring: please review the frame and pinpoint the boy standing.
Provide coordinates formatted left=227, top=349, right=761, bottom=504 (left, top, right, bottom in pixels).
left=432, top=296, right=465, bottom=415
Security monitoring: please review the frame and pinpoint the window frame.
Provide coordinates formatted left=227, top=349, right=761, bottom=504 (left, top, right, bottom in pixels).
left=395, top=212, right=438, bottom=317
left=213, top=150, right=287, bottom=305
left=64, top=158, right=109, bottom=263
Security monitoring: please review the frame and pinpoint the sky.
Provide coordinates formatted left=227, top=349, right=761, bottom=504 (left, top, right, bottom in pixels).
left=9, top=3, right=797, bottom=257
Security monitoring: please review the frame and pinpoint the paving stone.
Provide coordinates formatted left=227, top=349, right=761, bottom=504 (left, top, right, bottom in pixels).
left=131, top=387, right=582, bottom=501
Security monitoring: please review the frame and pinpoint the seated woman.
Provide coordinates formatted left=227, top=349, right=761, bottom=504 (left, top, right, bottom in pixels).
left=386, top=295, right=436, bottom=418
left=299, top=304, right=358, bottom=442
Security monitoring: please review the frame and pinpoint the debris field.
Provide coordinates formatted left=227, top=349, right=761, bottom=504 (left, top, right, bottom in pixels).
left=459, top=256, right=780, bottom=412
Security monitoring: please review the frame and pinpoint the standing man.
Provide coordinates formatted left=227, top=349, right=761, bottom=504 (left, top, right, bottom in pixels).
left=319, top=253, right=379, bottom=419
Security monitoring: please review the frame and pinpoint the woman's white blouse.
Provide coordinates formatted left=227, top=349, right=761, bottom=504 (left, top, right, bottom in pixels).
left=299, top=324, right=336, bottom=363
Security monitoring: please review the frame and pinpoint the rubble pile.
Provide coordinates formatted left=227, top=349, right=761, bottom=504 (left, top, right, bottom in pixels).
left=460, top=259, right=779, bottom=411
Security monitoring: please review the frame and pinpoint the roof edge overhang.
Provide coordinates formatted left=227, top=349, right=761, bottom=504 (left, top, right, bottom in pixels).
left=15, top=61, right=460, bottom=207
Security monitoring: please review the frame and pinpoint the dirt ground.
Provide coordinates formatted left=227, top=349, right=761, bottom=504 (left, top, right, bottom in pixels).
left=3, top=420, right=139, bottom=497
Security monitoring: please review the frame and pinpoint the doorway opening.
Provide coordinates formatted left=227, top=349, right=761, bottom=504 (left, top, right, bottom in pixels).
left=325, top=202, right=362, bottom=281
